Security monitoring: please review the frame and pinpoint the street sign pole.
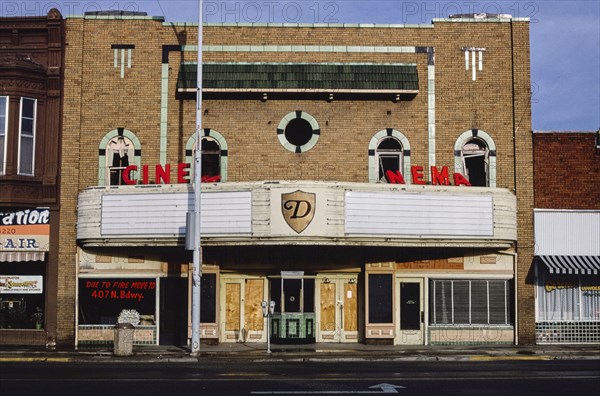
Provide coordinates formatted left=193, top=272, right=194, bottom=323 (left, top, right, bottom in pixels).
left=190, top=0, right=203, bottom=357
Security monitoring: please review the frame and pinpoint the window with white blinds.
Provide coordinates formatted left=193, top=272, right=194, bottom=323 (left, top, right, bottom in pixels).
left=536, top=270, right=600, bottom=321
left=430, top=279, right=512, bottom=325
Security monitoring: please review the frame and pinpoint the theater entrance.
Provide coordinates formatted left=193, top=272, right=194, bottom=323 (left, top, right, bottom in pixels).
left=316, top=274, right=359, bottom=343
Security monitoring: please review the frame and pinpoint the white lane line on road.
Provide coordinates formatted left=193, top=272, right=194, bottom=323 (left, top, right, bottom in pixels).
left=251, top=382, right=406, bottom=394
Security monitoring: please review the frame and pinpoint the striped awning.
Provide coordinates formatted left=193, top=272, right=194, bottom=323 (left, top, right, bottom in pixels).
left=538, top=255, right=600, bottom=275
left=0, top=251, right=45, bottom=263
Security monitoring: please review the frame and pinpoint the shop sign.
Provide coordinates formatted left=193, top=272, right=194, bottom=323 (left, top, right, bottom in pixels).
left=117, top=163, right=468, bottom=186
left=120, top=163, right=221, bottom=184
left=281, top=190, right=316, bottom=233
left=545, top=280, right=577, bottom=292
left=545, top=280, right=600, bottom=295
left=0, top=209, right=50, bottom=252
left=82, top=279, right=156, bottom=302
left=582, top=285, right=600, bottom=296
left=1, top=209, right=50, bottom=225
left=0, top=275, right=44, bottom=294
left=385, top=166, right=471, bottom=186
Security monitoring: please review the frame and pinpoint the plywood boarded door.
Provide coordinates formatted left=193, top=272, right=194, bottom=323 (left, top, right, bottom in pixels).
left=318, top=276, right=358, bottom=342
left=224, top=282, right=241, bottom=342
left=244, top=279, right=264, bottom=342
left=222, top=278, right=265, bottom=343
left=320, top=282, right=336, bottom=340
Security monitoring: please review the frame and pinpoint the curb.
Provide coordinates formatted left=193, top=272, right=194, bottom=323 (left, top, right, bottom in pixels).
left=1, top=352, right=598, bottom=364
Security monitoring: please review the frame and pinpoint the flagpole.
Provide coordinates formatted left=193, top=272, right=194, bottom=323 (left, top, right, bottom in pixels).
left=190, top=0, right=203, bottom=357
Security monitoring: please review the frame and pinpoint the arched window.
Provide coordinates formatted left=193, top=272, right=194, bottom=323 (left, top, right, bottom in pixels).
left=107, top=136, right=134, bottom=185
left=369, top=129, right=411, bottom=183
left=198, top=137, right=221, bottom=182
left=98, top=129, right=141, bottom=186
left=186, top=129, right=228, bottom=183
left=454, top=129, right=496, bottom=187
left=461, top=139, right=488, bottom=187
left=376, top=137, right=403, bottom=183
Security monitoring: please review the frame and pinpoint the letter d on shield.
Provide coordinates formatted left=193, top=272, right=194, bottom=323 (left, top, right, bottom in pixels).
left=281, top=190, right=316, bottom=233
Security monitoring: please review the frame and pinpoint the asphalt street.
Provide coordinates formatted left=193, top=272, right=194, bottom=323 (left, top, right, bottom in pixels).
left=1, top=358, right=599, bottom=396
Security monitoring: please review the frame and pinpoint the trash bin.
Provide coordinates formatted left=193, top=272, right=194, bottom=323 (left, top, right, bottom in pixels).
left=113, top=322, right=135, bottom=356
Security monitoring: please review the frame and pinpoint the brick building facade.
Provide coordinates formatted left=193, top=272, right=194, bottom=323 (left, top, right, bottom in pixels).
left=57, top=12, right=534, bottom=347
left=0, top=9, right=64, bottom=347
left=533, top=131, right=600, bottom=343
left=534, top=132, right=600, bottom=209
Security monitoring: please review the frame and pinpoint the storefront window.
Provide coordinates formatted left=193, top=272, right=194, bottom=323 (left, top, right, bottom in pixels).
left=537, top=272, right=600, bottom=321
left=78, top=278, right=156, bottom=325
left=0, top=262, right=45, bottom=330
left=430, top=279, right=512, bottom=325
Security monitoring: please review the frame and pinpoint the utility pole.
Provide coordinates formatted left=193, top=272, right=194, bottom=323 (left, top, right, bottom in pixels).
left=190, top=0, right=203, bottom=357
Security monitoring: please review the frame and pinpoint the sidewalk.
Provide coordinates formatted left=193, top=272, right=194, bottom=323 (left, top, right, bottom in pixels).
left=1, top=342, right=599, bottom=363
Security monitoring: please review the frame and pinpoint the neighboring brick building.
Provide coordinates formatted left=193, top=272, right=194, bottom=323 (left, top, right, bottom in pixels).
left=533, top=131, right=600, bottom=343
left=0, top=9, right=64, bottom=346
left=534, top=132, right=600, bottom=209
left=58, top=12, right=534, bottom=347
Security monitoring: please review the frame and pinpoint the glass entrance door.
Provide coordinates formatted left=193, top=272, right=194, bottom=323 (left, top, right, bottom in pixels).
left=395, top=278, right=425, bottom=345
left=269, top=273, right=315, bottom=343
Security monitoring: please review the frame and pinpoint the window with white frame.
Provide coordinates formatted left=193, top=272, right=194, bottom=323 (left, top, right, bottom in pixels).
left=376, top=137, right=403, bottom=183
left=106, top=135, right=135, bottom=185
left=461, top=138, right=489, bottom=187
left=368, top=129, right=411, bottom=184
left=18, top=97, right=37, bottom=176
left=0, top=96, right=7, bottom=175
left=185, top=129, right=228, bottom=183
left=430, top=279, right=512, bottom=325
left=191, top=137, right=221, bottom=182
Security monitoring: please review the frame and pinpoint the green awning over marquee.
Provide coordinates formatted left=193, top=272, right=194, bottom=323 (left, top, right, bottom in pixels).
left=177, top=63, right=419, bottom=93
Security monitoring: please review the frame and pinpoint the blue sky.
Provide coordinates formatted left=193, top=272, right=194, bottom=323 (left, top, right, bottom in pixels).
left=3, top=1, right=598, bottom=131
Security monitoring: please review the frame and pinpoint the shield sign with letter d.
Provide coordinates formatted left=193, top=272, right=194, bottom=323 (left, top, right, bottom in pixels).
left=281, top=190, right=316, bottom=234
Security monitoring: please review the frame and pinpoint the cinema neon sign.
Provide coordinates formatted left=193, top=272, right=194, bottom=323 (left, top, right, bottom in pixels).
left=119, top=163, right=470, bottom=186
left=120, top=163, right=220, bottom=184
left=385, top=166, right=472, bottom=186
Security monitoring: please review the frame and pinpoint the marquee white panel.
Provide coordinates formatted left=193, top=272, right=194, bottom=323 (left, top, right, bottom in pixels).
left=101, top=191, right=252, bottom=236
left=345, top=191, right=493, bottom=236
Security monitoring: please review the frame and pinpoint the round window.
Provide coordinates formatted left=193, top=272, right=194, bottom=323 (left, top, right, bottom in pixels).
left=277, top=111, right=320, bottom=153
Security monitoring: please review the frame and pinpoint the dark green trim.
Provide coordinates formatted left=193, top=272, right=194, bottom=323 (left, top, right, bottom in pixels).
left=178, top=63, right=419, bottom=92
